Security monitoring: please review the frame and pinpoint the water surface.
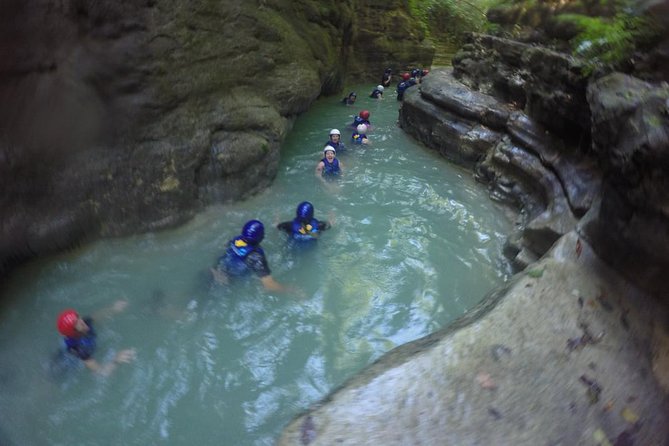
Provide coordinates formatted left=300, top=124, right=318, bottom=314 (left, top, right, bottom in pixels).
left=0, top=83, right=512, bottom=445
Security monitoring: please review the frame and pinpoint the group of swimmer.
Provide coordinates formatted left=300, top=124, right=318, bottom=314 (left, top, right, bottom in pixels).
left=55, top=67, right=429, bottom=376
left=342, top=67, right=428, bottom=105
left=55, top=202, right=331, bottom=375
left=329, top=68, right=428, bottom=179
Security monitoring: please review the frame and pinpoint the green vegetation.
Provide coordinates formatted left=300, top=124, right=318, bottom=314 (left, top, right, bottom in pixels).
left=557, top=8, right=659, bottom=74
left=484, top=0, right=661, bottom=75
left=408, top=0, right=498, bottom=44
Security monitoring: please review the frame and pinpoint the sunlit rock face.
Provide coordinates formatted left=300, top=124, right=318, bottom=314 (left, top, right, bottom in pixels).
left=0, top=0, right=432, bottom=276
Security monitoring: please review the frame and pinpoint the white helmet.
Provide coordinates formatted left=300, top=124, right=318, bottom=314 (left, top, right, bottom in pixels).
left=377, top=85, right=384, bottom=92
left=356, top=124, right=367, bottom=133
left=323, top=145, right=336, bottom=155
left=329, top=128, right=341, bottom=136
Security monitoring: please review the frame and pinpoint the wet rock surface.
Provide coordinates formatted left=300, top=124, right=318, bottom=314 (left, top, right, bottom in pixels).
left=279, top=233, right=669, bottom=445
left=399, top=69, right=599, bottom=270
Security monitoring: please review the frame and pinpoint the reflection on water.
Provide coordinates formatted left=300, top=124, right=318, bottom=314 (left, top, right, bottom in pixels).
left=0, top=84, right=512, bottom=445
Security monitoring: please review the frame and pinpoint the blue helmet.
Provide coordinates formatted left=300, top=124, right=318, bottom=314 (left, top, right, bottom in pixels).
left=296, top=201, right=314, bottom=221
left=241, top=220, right=264, bottom=245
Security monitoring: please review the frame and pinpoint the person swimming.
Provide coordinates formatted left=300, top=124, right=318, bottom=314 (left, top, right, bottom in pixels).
left=325, top=128, right=346, bottom=153
left=350, top=110, right=371, bottom=130
left=316, top=146, right=341, bottom=178
left=351, top=124, right=369, bottom=145
left=276, top=201, right=331, bottom=243
left=381, top=68, right=392, bottom=87
left=342, top=92, right=357, bottom=106
left=370, top=85, right=384, bottom=99
left=53, top=302, right=136, bottom=376
left=396, top=72, right=415, bottom=101
left=211, top=220, right=294, bottom=294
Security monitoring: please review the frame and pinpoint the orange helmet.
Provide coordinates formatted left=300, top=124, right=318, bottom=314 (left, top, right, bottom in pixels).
left=57, top=309, right=79, bottom=337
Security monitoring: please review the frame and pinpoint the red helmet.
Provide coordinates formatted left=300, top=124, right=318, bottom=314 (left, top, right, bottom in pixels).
left=402, top=72, right=411, bottom=80
left=57, top=309, right=79, bottom=337
left=359, top=110, right=370, bottom=120
left=422, top=69, right=430, bottom=76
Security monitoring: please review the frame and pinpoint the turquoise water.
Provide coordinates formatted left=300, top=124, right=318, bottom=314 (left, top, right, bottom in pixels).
left=0, top=84, right=512, bottom=445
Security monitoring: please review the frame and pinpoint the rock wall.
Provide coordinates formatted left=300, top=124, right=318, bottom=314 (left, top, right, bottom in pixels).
left=399, top=64, right=600, bottom=270
left=0, top=0, right=432, bottom=277
left=400, top=30, right=669, bottom=297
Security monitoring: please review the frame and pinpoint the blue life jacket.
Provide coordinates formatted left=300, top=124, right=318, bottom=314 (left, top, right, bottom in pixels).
left=64, top=318, right=97, bottom=360
left=219, top=237, right=264, bottom=276
left=290, top=218, right=320, bottom=242
left=321, top=157, right=340, bottom=176
left=351, top=116, right=371, bottom=128
left=397, top=81, right=409, bottom=100
left=325, top=140, right=345, bottom=152
left=351, top=133, right=367, bottom=144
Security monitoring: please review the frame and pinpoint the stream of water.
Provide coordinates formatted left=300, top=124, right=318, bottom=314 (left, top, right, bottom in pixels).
left=0, top=83, right=512, bottom=445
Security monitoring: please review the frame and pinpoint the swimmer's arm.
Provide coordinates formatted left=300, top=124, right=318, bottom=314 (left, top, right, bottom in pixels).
left=210, top=267, right=229, bottom=285
left=92, top=299, right=128, bottom=321
left=260, top=275, right=286, bottom=292
left=83, top=349, right=136, bottom=376
left=315, top=161, right=324, bottom=176
left=260, top=275, right=305, bottom=297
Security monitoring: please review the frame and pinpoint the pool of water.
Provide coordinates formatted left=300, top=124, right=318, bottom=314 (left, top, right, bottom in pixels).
left=0, top=83, right=512, bottom=445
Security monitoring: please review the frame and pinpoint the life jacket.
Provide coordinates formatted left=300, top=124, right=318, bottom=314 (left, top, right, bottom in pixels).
left=321, top=157, right=340, bottom=176
left=351, top=116, right=371, bottom=128
left=64, top=318, right=96, bottom=360
left=351, top=133, right=367, bottom=144
left=219, top=237, right=264, bottom=276
left=397, top=81, right=409, bottom=100
left=290, top=218, right=320, bottom=242
left=325, top=140, right=345, bottom=152
left=370, top=89, right=383, bottom=99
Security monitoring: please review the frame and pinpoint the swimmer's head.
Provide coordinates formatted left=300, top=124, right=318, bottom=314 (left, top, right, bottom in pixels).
left=296, top=201, right=314, bottom=222
left=241, top=220, right=265, bottom=245
left=57, top=309, right=79, bottom=338
left=359, top=110, right=370, bottom=120
left=377, top=85, right=384, bottom=92
left=402, top=72, right=410, bottom=81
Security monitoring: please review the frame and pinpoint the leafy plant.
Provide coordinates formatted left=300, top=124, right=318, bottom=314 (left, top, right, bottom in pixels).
left=408, top=0, right=496, bottom=43
left=556, top=2, right=660, bottom=75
